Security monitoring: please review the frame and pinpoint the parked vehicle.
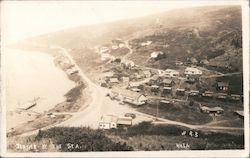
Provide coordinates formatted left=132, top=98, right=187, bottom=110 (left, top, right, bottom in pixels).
left=124, top=113, right=136, bottom=119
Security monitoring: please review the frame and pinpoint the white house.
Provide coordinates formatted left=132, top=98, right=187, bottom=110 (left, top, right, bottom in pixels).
left=121, top=60, right=135, bottom=68
left=99, top=46, right=109, bottom=53
left=165, top=69, right=180, bottom=77
left=119, top=43, right=126, bottom=48
left=150, top=51, right=163, bottom=58
left=184, top=67, right=202, bottom=76
left=111, top=45, right=119, bottom=50
left=141, top=41, right=152, bottom=46
left=99, top=115, right=118, bottom=129
left=101, top=53, right=111, bottom=61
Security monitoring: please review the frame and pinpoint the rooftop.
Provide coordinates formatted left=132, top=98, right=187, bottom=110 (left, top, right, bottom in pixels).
left=217, top=82, right=229, bottom=87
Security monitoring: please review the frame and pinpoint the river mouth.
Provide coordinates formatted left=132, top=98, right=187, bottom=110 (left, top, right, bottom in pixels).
left=4, top=48, right=75, bottom=130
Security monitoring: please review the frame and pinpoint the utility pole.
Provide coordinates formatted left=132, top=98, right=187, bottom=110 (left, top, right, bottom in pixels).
left=156, top=102, right=159, bottom=121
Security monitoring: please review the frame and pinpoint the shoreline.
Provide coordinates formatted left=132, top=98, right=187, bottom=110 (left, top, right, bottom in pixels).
left=7, top=46, right=91, bottom=137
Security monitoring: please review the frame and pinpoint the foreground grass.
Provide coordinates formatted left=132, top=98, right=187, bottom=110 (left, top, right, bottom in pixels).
left=8, top=122, right=244, bottom=152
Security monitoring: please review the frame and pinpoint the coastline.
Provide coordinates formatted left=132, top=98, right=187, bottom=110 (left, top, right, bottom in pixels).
left=6, top=46, right=90, bottom=137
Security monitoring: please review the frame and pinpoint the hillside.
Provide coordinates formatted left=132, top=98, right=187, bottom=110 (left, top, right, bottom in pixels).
left=13, top=5, right=242, bottom=73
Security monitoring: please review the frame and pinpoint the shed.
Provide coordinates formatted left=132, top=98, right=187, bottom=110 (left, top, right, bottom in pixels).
left=216, top=93, right=228, bottom=99
left=122, top=77, right=130, bottom=83
left=162, top=79, right=173, bottom=87
left=176, top=89, right=185, bottom=96
left=151, top=51, right=163, bottom=58
left=160, top=100, right=172, bottom=105
left=189, top=90, right=200, bottom=96
left=200, top=106, right=224, bottom=114
left=230, top=94, right=241, bottom=101
left=109, top=78, right=119, bottom=83
left=117, top=117, right=133, bottom=126
left=162, top=87, right=172, bottom=94
left=202, top=91, right=214, bottom=97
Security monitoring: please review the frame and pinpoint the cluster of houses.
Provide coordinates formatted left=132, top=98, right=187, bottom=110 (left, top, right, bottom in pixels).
left=54, top=54, right=79, bottom=75
left=200, top=106, right=243, bottom=119
left=175, top=58, right=210, bottom=66
left=99, top=115, right=133, bottom=129
left=99, top=39, right=126, bottom=54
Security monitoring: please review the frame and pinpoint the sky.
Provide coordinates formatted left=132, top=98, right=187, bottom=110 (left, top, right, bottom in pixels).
left=1, top=1, right=243, bottom=45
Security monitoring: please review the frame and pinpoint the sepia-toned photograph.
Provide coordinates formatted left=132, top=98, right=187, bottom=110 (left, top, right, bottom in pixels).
left=0, top=0, right=249, bottom=157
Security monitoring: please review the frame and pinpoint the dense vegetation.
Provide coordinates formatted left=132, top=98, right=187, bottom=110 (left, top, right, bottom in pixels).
left=8, top=122, right=244, bottom=152
left=35, top=127, right=133, bottom=152
left=105, top=122, right=244, bottom=150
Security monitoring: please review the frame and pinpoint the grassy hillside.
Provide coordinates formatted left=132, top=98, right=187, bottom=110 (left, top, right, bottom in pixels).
left=14, top=6, right=242, bottom=73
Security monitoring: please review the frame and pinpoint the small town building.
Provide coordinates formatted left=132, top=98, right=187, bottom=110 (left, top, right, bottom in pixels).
left=103, top=71, right=114, bottom=77
left=164, top=69, right=179, bottom=77
left=101, top=53, right=111, bottom=61
left=122, top=60, right=135, bottom=68
left=100, top=81, right=109, bottom=88
left=121, top=77, right=130, bottom=83
left=184, top=67, right=202, bottom=76
left=66, top=67, right=78, bottom=75
left=216, top=93, right=228, bottom=99
left=151, top=85, right=160, bottom=91
left=131, top=88, right=141, bottom=92
left=143, top=70, right=151, bottom=78
left=109, top=78, right=119, bottom=83
left=200, top=59, right=209, bottom=65
left=176, top=88, right=185, bottom=96
left=234, top=110, right=244, bottom=119
left=230, top=94, right=241, bottom=101
left=151, top=51, right=164, bottom=58
left=189, top=90, right=200, bottom=96
left=175, top=61, right=183, bottom=66
left=217, top=82, right=229, bottom=91
left=119, top=43, right=126, bottom=48
left=186, top=76, right=199, bottom=83
left=111, top=45, right=119, bottom=50
left=202, top=91, right=214, bottom=97
left=149, top=75, right=159, bottom=85
left=162, top=78, right=173, bottom=87
left=47, top=113, right=56, bottom=118
left=117, top=117, right=133, bottom=126
left=189, top=57, right=198, bottom=64
left=200, top=106, right=224, bottom=114
left=162, top=87, right=172, bottom=95
left=141, top=41, right=152, bottom=46
left=158, top=70, right=166, bottom=77
left=160, top=100, right=172, bottom=106
left=99, top=115, right=118, bottom=129
left=128, top=82, right=140, bottom=88
left=99, top=46, right=110, bottom=54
